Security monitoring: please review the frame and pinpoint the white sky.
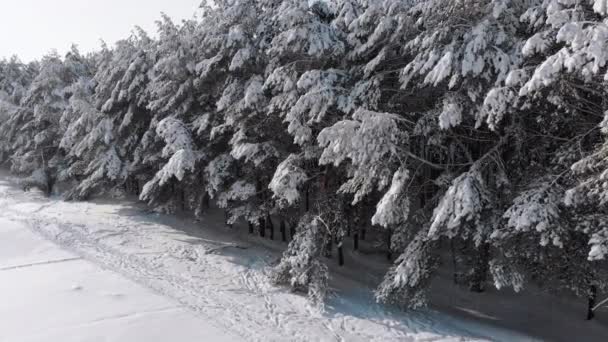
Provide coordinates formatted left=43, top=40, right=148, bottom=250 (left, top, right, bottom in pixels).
left=0, top=0, right=201, bottom=62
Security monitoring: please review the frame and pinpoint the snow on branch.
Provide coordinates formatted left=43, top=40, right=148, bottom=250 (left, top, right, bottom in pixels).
left=269, top=154, right=308, bottom=206
left=428, top=168, right=490, bottom=240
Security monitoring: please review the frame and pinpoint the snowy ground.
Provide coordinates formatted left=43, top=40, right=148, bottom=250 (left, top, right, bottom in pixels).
left=0, top=217, right=240, bottom=342
left=0, top=172, right=603, bottom=341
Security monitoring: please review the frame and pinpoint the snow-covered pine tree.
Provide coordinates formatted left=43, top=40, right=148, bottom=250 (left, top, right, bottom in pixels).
left=506, top=0, right=608, bottom=317
left=272, top=213, right=331, bottom=310
left=8, top=48, right=90, bottom=195
left=68, top=30, right=153, bottom=199
left=0, top=57, right=38, bottom=164
left=136, top=16, right=207, bottom=212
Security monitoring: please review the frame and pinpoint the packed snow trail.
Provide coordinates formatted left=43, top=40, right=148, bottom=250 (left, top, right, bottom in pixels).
left=0, top=175, right=532, bottom=342
left=0, top=217, right=240, bottom=342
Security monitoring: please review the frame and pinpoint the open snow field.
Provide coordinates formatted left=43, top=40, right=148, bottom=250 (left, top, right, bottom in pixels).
left=0, top=173, right=604, bottom=341
left=0, top=217, right=240, bottom=342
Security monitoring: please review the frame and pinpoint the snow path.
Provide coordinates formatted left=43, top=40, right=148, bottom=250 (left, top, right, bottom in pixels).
left=0, top=217, right=241, bottom=342
left=0, top=176, right=533, bottom=342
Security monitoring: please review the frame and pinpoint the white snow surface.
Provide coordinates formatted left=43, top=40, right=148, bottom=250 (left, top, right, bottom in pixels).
left=0, top=218, right=239, bottom=342
left=0, top=173, right=582, bottom=341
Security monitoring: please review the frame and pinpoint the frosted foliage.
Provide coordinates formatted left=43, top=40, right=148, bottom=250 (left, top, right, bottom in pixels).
left=206, top=154, right=235, bottom=198
left=286, top=70, right=349, bottom=145
left=227, top=25, right=246, bottom=47
left=521, top=33, right=551, bottom=58
left=138, top=117, right=198, bottom=203
left=99, top=41, right=150, bottom=113
left=85, top=148, right=123, bottom=182
left=71, top=118, right=114, bottom=157
left=217, top=81, right=244, bottom=113
left=428, top=170, right=488, bottom=240
left=59, top=113, right=96, bottom=151
left=372, top=168, right=410, bottom=228
left=269, top=5, right=344, bottom=59
left=565, top=147, right=608, bottom=209
left=480, top=87, right=516, bottom=130
left=272, top=215, right=329, bottom=309
left=263, top=67, right=300, bottom=120
left=318, top=120, right=358, bottom=167
left=589, top=228, right=608, bottom=260
left=192, top=114, right=211, bottom=135
left=424, top=51, right=453, bottom=86
left=504, top=69, right=529, bottom=87
left=318, top=108, right=406, bottom=203
left=230, top=47, right=253, bottom=72
left=497, top=185, right=564, bottom=248
left=156, top=118, right=193, bottom=158
left=243, top=76, right=264, bottom=109
left=264, top=67, right=297, bottom=95
left=217, top=180, right=257, bottom=208
left=140, top=149, right=197, bottom=201
left=269, top=155, right=308, bottom=206
left=522, top=1, right=608, bottom=93
left=74, top=148, right=125, bottom=199
left=59, top=101, right=103, bottom=153
left=21, top=168, right=49, bottom=191
left=492, top=0, right=509, bottom=18
left=11, top=152, right=39, bottom=175
left=595, top=0, right=608, bottom=15
left=196, top=55, right=223, bottom=82
left=364, top=47, right=388, bottom=77
left=34, top=131, right=50, bottom=146
left=461, top=21, right=490, bottom=77
left=520, top=50, right=566, bottom=95
left=439, top=97, right=462, bottom=130
left=231, top=142, right=279, bottom=167
left=146, top=17, right=196, bottom=120
left=347, top=3, right=398, bottom=61
left=400, top=0, right=524, bottom=92
left=601, top=111, right=608, bottom=134
left=376, top=230, right=436, bottom=309
left=489, top=259, right=524, bottom=292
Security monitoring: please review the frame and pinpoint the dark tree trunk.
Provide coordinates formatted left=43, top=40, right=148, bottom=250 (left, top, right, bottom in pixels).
left=259, top=217, right=266, bottom=238
left=347, top=220, right=351, bottom=237
left=361, top=228, right=366, bottom=241
left=46, top=176, right=55, bottom=197
left=354, top=233, right=359, bottom=251
left=305, top=187, right=310, bottom=212
left=338, top=242, right=345, bottom=266
left=451, top=238, right=459, bottom=285
left=290, top=222, right=296, bottom=240
left=280, top=220, right=287, bottom=242
left=469, top=243, right=490, bottom=293
left=181, top=190, right=186, bottom=211
left=324, top=237, right=333, bottom=258
left=203, top=192, right=210, bottom=209
left=267, top=214, right=275, bottom=241
left=386, top=231, right=393, bottom=261
left=588, top=285, right=598, bottom=320
left=249, top=221, right=255, bottom=234
left=224, top=210, right=232, bottom=228
left=345, top=201, right=352, bottom=237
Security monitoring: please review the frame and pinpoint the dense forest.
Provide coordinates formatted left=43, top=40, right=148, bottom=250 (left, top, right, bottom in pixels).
left=1, top=0, right=608, bottom=319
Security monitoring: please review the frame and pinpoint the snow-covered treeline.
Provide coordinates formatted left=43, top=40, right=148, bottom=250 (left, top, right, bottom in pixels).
left=1, top=0, right=608, bottom=318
